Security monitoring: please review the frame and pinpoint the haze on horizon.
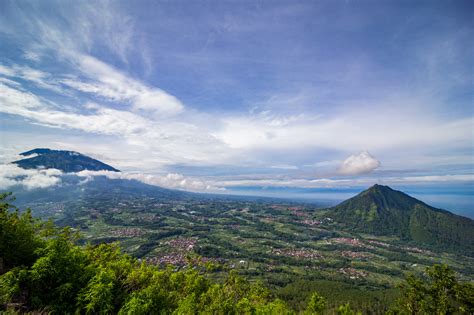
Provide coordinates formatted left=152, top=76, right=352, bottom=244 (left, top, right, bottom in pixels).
left=0, top=0, right=473, bottom=216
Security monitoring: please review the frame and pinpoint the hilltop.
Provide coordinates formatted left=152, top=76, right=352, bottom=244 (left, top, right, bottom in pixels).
left=324, top=184, right=474, bottom=253
left=13, top=148, right=120, bottom=173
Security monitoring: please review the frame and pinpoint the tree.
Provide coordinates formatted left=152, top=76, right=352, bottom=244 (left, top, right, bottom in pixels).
left=0, top=193, right=44, bottom=272
left=304, top=292, right=327, bottom=314
left=392, top=264, right=474, bottom=314
left=337, top=303, right=362, bottom=315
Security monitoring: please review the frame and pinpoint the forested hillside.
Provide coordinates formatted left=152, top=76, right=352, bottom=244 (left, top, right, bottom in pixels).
left=324, top=185, right=474, bottom=254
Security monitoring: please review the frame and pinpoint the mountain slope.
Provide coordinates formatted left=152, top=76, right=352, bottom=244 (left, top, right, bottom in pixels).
left=13, top=148, right=119, bottom=172
left=325, top=184, right=474, bottom=253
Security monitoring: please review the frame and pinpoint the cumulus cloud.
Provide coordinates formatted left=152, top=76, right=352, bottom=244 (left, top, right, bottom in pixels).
left=0, top=164, right=62, bottom=190
left=338, top=151, right=381, bottom=175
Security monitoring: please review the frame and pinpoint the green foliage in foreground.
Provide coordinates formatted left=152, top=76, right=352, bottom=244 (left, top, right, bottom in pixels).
left=0, top=193, right=473, bottom=314
left=0, top=193, right=355, bottom=314
left=0, top=193, right=45, bottom=271
left=390, top=264, right=474, bottom=314
left=1, top=225, right=290, bottom=313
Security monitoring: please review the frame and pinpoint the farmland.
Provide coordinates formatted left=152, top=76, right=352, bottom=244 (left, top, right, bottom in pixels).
left=26, top=194, right=473, bottom=311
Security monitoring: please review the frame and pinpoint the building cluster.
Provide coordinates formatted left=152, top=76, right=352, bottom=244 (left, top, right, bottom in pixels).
left=366, top=240, right=391, bottom=248
left=331, top=238, right=375, bottom=249
left=143, top=238, right=198, bottom=266
left=332, top=237, right=364, bottom=246
left=365, top=240, right=432, bottom=255
left=304, top=217, right=332, bottom=225
left=272, top=248, right=323, bottom=260
left=339, top=267, right=368, bottom=279
left=402, top=246, right=433, bottom=255
left=341, top=251, right=370, bottom=259
left=145, top=253, right=222, bottom=267
left=44, top=202, right=65, bottom=214
left=164, top=237, right=198, bottom=252
left=145, top=254, right=189, bottom=266
left=302, top=219, right=321, bottom=226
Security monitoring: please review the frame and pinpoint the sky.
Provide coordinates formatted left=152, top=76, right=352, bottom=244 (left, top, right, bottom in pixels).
left=0, top=0, right=473, bottom=215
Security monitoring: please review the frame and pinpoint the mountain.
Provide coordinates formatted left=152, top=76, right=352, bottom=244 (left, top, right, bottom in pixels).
left=13, top=148, right=120, bottom=172
left=325, top=184, right=474, bottom=253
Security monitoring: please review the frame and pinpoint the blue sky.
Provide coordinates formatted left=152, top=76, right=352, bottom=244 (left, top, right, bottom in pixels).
left=0, top=0, right=473, bottom=214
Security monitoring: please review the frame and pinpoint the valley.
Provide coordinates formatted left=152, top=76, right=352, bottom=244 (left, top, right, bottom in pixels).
left=3, top=149, right=473, bottom=312
left=17, top=179, right=473, bottom=311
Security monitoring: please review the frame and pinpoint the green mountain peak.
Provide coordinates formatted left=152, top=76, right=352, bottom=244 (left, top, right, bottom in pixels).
left=326, top=185, right=474, bottom=254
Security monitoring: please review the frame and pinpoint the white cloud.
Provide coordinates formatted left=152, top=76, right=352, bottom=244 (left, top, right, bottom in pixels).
left=0, top=0, right=472, bottom=179
left=1, top=67, right=473, bottom=173
left=389, top=174, right=474, bottom=183
left=0, top=163, right=224, bottom=192
left=1, top=161, right=472, bottom=194
left=213, top=173, right=474, bottom=189
left=0, top=0, right=137, bottom=65
left=0, top=82, right=229, bottom=167
left=23, top=50, right=42, bottom=62
left=76, top=170, right=225, bottom=192
left=0, top=82, right=43, bottom=110
left=64, top=55, right=184, bottom=116
left=0, top=164, right=62, bottom=190
left=338, top=151, right=381, bottom=175
left=215, top=107, right=473, bottom=154
left=2, top=71, right=472, bottom=172
left=0, top=0, right=182, bottom=117
left=215, top=177, right=353, bottom=188
left=270, top=164, right=299, bottom=170
left=0, top=57, right=184, bottom=117
left=0, top=83, right=147, bottom=136
left=0, top=64, right=65, bottom=94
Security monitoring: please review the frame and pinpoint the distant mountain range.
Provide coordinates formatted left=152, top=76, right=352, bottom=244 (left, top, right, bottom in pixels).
left=324, top=184, right=474, bottom=254
left=13, top=148, right=119, bottom=173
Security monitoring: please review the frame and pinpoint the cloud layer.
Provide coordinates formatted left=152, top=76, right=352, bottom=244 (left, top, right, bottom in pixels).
left=0, top=164, right=62, bottom=190
left=0, top=164, right=224, bottom=192
left=2, top=163, right=472, bottom=193
left=75, top=170, right=224, bottom=192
